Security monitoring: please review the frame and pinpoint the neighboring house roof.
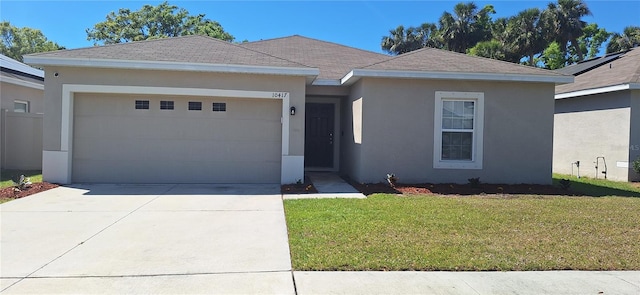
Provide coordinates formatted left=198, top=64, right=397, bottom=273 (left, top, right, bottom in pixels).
left=555, top=50, right=628, bottom=76
left=240, top=35, right=390, bottom=82
left=556, top=47, right=640, bottom=98
left=0, top=54, right=44, bottom=90
left=23, top=35, right=571, bottom=86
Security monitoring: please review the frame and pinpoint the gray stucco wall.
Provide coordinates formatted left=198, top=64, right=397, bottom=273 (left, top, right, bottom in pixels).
left=629, top=90, right=640, bottom=181
left=345, top=78, right=555, bottom=184
left=0, top=81, right=44, bottom=113
left=1, top=111, right=43, bottom=170
left=553, top=91, right=631, bottom=181
left=340, top=80, right=364, bottom=181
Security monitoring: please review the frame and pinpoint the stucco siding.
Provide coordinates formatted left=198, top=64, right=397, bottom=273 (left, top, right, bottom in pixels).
left=354, top=78, right=554, bottom=184
left=629, top=90, right=640, bottom=181
left=0, top=81, right=44, bottom=113
left=340, top=80, right=364, bottom=181
left=553, top=91, right=631, bottom=181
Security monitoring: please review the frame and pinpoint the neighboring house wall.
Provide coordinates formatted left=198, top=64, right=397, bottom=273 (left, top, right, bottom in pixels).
left=0, top=81, right=44, bottom=113
left=41, top=67, right=306, bottom=183
left=343, top=78, right=555, bottom=184
left=630, top=90, right=640, bottom=181
left=554, top=91, right=631, bottom=181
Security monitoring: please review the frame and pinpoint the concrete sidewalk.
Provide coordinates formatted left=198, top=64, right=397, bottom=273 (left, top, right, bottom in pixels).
left=293, top=271, right=640, bottom=295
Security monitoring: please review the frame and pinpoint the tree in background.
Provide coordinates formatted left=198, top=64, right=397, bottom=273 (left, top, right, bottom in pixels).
left=540, top=42, right=566, bottom=70
left=86, top=1, right=234, bottom=45
left=606, top=26, right=640, bottom=53
left=505, top=8, right=548, bottom=66
left=567, top=23, right=610, bottom=63
left=0, top=21, right=64, bottom=62
left=381, top=23, right=441, bottom=55
left=438, top=2, right=495, bottom=53
left=541, top=0, right=591, bottom=61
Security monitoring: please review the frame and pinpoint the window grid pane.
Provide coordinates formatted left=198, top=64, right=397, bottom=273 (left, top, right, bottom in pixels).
left=188, top=101, right=202, bottom=111
left=212, top=102, right=226, bottom=112
left=160, top=100, right=174, bottom=110
left=135, top=100, right=149, bottom=110
left=441, top=131, right=473, bottom=160
left=442, top=100, right=474, bottom=130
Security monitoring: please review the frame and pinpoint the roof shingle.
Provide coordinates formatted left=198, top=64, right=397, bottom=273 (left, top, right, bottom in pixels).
left=26, top=35, right=310, bottom=69
left=556, top=47, right=640, bottom=94
left=240, top=35, right=390, bottom=80
left=363, top=47, right=565, bottom=77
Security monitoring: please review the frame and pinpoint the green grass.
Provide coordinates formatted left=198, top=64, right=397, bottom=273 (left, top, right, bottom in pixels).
left=553, top=173, right=640, bottom=197
left=285, top=194, right=640, bottom=271
left=1, top=170, right=42, bottom=188
left=1, top=170, right=43, bottom=204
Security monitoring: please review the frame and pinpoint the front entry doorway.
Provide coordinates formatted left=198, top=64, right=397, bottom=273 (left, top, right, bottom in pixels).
left=305, top=103, right=335, bottom=168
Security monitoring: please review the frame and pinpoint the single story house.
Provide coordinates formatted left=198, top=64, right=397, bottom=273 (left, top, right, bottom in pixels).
left=0, top=54, right=44, bottom=170
left=24, top=35, right=571, bottom=185
left=554, top=47, right=640, bottom=182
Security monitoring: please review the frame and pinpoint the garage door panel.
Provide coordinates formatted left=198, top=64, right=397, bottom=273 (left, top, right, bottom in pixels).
left=73, top=95, right=282, bottom=183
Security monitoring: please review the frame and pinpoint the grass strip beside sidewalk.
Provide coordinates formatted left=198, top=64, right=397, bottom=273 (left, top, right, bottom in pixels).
left=285, top=194, right=640, bottom=271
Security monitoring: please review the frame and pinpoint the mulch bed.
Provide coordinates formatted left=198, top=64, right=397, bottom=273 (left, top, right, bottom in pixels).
left=348, top=181, right=575, bottom=196
left=281, top=175, right=319, bottom=194
left=0, top=182, right=59, bottom=200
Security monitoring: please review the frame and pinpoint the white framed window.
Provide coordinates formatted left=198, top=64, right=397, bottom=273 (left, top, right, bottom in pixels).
left=434, top=91, right=484, bottom=169
left=160, top=100, right=174, bottom=110
left=14, top=100, right=29, bottom=113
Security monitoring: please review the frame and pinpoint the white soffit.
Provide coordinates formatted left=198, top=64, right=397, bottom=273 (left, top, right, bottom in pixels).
left=555, top=83, right=640, bottom=99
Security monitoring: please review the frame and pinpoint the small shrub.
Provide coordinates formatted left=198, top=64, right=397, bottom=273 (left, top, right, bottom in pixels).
left=559, top=179, right=571, bottom=190
left=467, top=177, right=481, bottom=188
left=386, top=173, right=398, bottom=187
left=632, top=157, right=640, bottom=174
left=13, top=175, right=32, bottom=191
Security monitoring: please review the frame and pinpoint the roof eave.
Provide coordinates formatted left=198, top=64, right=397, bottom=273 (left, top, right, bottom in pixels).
left=341, top=69, right=574, bottom=85
left=0, top=75, right=44, bottom=90
left=23, top=56, right=320, bottom=80
left=555, top=83, right=640, bottom=99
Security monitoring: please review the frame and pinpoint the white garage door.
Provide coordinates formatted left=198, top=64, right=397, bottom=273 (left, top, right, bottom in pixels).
left=72, top=94, right=282, bottom=183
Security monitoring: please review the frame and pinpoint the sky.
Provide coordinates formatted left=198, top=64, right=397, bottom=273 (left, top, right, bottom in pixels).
left=1, top=0, right=639, bottom=55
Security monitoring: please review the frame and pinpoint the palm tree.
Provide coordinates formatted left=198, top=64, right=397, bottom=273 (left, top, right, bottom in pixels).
left=606, top=26, right=640, bottom=53
left=439, top=2, right=494, bottom=53
left=381, top=23, right=441, bottom=55
left=381, top=25, right=422, bottom=55
left=541, top=0, right=591, bottom=61
left=507, top=8, right=548, bottom=66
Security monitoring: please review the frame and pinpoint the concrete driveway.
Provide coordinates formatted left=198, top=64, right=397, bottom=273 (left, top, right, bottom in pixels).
left=1, top=184, right=295, bottom=294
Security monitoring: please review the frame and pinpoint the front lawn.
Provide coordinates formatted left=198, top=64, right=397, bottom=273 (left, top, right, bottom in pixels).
left=553, top=173, right=640, bottom=197
left=1, top=170, right=44, bottom=204
left=284, top=194, right=640, bottom=271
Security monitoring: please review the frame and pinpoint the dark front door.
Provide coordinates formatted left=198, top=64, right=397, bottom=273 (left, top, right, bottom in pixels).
left=305, top=103, right=334, bottom=168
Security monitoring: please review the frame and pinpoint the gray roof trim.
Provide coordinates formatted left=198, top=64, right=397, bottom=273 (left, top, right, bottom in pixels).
left=555, top=83, right=640, bottom=99
left=311, top=79, right=342, bottom=86
left=23, top=56, right=320, bottom=78
left=341, top=69, right=574, bottom=85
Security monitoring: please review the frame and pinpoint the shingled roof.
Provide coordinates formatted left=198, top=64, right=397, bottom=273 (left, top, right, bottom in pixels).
left=363, top=47, right=564, bottom=77
left=26, top=35, right=310, bottom=69
left=25, top=35, right=570, bottom=85
left=240, top=35, right=390, bottom=81
left=556, top=47, right=640, bottom=95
